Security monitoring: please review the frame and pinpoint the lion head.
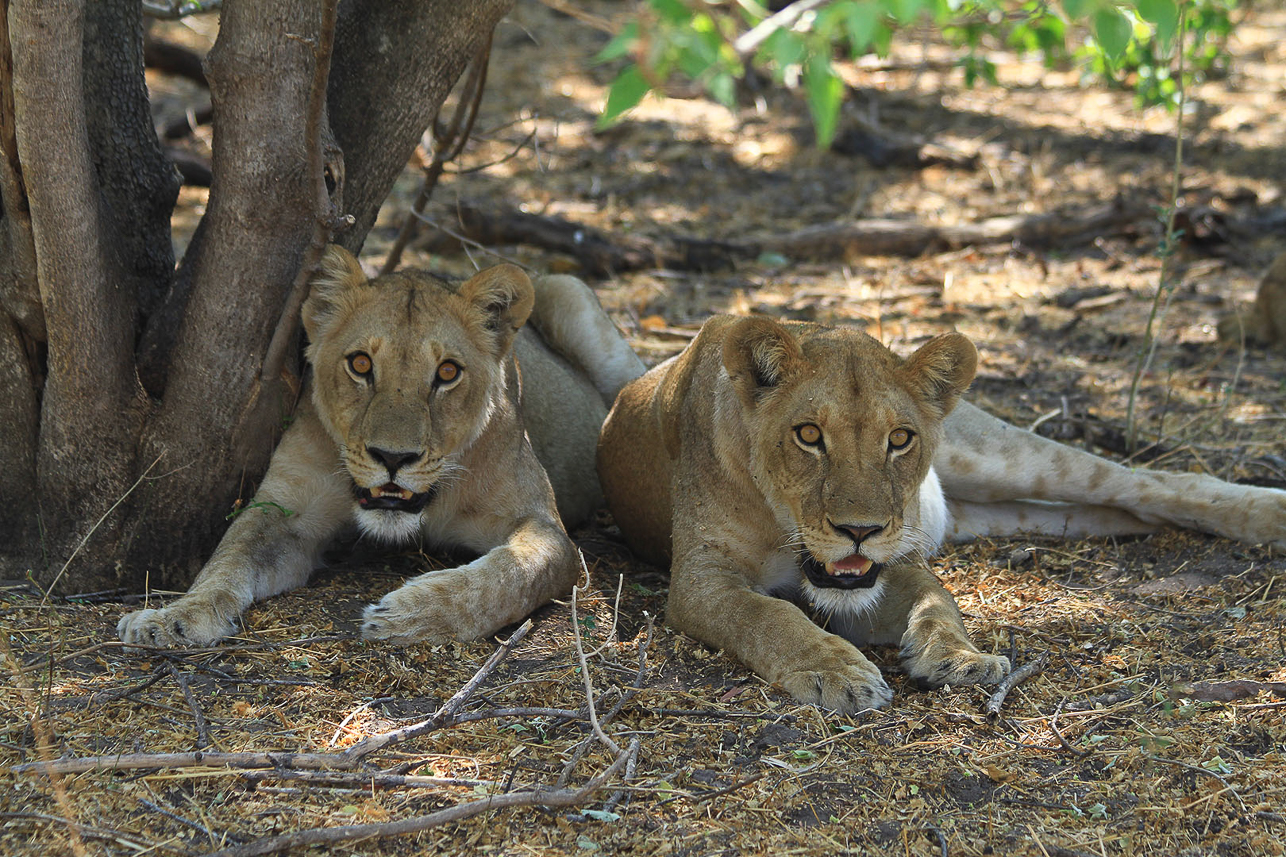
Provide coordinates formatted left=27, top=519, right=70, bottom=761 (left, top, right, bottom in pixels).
left=720, top=318, right=976, bottom=611
left=301, top=245, right=534, bottom=543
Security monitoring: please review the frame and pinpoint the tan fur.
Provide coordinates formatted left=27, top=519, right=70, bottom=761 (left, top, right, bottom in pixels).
left=600, top=313, right=1286, bottom=712
left=1218, top=252, right=1286, bottom=349
left=119, top=247, right=643, bottom=648
left=599, top=317, right=1009, bottom=712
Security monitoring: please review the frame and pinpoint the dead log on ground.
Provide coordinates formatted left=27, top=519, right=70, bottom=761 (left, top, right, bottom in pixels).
left=417, top=198, right=1152, bottom=274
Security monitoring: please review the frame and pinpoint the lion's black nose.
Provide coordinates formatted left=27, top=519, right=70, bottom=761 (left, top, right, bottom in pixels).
left=366, top=446, right=423, bottom=477
left=836, top=523, right=884, bottom=545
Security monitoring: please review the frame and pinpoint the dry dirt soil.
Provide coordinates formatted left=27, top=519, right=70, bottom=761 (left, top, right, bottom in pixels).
left=4, top=3, right=1286, bottom=856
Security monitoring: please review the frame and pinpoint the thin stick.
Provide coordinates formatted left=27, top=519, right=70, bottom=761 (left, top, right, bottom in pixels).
left=985, top=653, right=1049, bottom=720
left=167, top=661, right=212, bottom=750
left=570, top=583, right=620, bottom=756
left=137, top=798, right=238, bottom=846
left=39, top=452, right=165, bottom=603
left=328, top=697, right=394, bottom=748
left=1049, top=699, right=1089, bottom=758
left=558, top=614, right=653, bottom=786
left=733, top=0, right=831, bottom=56
left=206, top=743, right=637, bottom=857
left=339, top=619, right=533, bottom=762
left=380, top=33, right=492, bottom=275
left=240, top=770, right=498, bottom=791
left=1146, top=754, right=1248, bottom=811
left=0, top=812, right=157, bottom=854
left=15, top=621, right=537, bottom=778
left=1125, top=6, right=1188, bottom=453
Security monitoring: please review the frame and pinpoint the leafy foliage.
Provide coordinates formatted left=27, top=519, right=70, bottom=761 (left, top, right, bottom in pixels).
left=598, top=0, right=1239, bottom=146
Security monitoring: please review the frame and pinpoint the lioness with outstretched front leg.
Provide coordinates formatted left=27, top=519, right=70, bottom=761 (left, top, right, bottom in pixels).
left=119, top=246, right=643, bottom=648
left=599, top=316, right=1010, bottom=712
left=598, top=314, right=1286, bottom=713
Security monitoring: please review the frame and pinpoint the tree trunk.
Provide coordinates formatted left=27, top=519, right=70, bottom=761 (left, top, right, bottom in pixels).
left=10, top=0, right=148, bottom=586
left=0, top=0, right=515, bottom=593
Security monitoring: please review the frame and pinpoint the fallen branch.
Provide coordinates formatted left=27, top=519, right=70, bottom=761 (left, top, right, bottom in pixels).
left=985, top=652, right=1050, bottom=720
left=422, top=198, right=1151, bottom=274
left=1177, top=679, right=1286, bottom=702
left=206, top=743, right=638, bottom=857
left=206, top=591, right=643, bottom=857
left=420, top=201, right=746, bottom=275
left=757, top=198, right=1151, bottom=260
left=15, top=620, right=536, bottom=778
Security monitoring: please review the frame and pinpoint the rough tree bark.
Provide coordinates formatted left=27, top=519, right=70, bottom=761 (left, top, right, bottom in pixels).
left=0, top=0, right=514, bottom=593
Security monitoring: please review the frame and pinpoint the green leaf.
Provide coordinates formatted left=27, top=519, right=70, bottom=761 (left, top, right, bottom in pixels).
left=803, top=56, right=843, bottom=148
left=843, top=2, right=883, bottom=55
left=598, top=64, right=650, bottom=128
left=1061, top=0, right=1093, bottom=20
left=1093, top=6, right=1132, bottom=62
left=648, top=0, right=691, bottom=25
left=707, top=71, right=736, bottom=108
left=581, top=809, right=622, bottom=823
left=890, top=0, right=928, bottom=25
left=1136, top=0, right=1179, bottom=50
left=594, top=22, right=639, bottom=64
left=764, top=27, right=807, bottom=73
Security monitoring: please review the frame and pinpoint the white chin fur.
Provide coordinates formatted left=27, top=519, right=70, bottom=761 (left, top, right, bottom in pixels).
left=803, top=576, right=887, bottom=623
left=355, top=508, right=423, bottom=544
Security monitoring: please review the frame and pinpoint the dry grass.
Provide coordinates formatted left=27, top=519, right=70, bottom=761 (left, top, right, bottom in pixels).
left=6, top=2, right=1286, bottom=855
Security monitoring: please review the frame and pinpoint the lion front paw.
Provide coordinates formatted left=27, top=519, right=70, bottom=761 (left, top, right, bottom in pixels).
left=774, top=639, right=893, bottom=713
left=902, top=641, right=1010, bottom=689
left=360, top=571, right=487, bottom=645
left=118, top=602, right=237, bottom=649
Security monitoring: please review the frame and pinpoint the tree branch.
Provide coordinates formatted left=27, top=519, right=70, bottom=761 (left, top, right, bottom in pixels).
left=206, top=742, right=637, bottom=857
left=260, top=0, right=346, bottom=388
left=380, top=33, right=493, bottom=275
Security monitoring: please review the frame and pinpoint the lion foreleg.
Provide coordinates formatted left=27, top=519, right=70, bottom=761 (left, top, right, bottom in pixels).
left=668, top=552, right=893, bottom=713
left=845, top=562, right=1009, bottom=690
left=118, top=411, right=352, bottom=647
left=360, top=516, right=577, bottom=645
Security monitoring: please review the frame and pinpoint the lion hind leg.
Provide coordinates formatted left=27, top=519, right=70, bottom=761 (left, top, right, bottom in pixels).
left=939, top=401, right=1286, bottom=549
left=529, top=274, right=645, bottom=403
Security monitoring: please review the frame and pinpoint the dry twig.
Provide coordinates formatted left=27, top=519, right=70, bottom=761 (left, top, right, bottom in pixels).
left=167, top=660, right=212, bottom=749
left=986, top=652, right=1050, bottom=720
left=205, top=745, right=638, bottom=857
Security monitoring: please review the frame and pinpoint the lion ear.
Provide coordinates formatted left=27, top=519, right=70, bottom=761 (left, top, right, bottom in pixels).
left=899, top=332, right=977, bottom=418
left=302, top=244, right=367, bottom=341
left=459, top=264, right=534, bottom=353
left=722, top=316, right=802, bottom=406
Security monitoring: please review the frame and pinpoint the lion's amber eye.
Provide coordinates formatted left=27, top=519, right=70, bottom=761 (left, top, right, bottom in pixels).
left=795, top=423, right=823, bottom=446
left=436, top=361, right=461, bottom=385
left=348, top=352, right=373, bottom=377
left=889, top=428, right=913, bottom=450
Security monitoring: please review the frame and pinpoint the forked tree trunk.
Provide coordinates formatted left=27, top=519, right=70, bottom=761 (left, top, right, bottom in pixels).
left=0, top=0, right=513, bottom=593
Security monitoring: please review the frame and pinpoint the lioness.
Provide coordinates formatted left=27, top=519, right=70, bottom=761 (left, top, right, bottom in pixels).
left=119, top=246, right=643, bottom=648
left=598, top=315, right=1286, bottom=712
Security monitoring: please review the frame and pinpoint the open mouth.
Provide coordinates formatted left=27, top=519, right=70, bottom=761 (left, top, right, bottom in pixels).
left=800, top=552, right=883, bottom=590
left=353, top=482, right=434, bottom=513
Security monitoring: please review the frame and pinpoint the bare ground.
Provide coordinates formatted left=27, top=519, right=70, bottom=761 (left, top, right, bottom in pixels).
left=4, top=3, right=1285, bottom=855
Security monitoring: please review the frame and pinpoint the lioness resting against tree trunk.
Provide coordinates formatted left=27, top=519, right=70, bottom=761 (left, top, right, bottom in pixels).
left=119, top=246, right=644, bottom=649
left=597, top=316, right=1286, bottom=713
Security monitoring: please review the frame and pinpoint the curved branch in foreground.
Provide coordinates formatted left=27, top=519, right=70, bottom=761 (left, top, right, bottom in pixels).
left=205, top=743, right=637, bottom=857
